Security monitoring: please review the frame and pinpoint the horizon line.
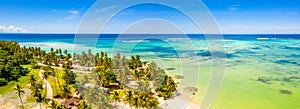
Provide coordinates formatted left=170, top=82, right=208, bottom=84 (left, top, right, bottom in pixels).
left=1, top=33, right=300, bottom=35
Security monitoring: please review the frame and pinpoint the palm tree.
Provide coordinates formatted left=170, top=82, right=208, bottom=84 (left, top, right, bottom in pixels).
left=167, top=77, right=177, bottom=92
left=124, top=90, right=133, bottom=108
left=144, top=67, right=151, bottom=80
left=111, top=90, right=122, bottom=108
left=49, top=100, right=58, bottom=108
left=129, top=56, right=136, bottom=70
left=52, top=69, right=63, bottom=97
left=42, top=71, right=49, bottom=97
left=139, top=94, right=148, bottom=108
left=34, top=80, right=44, bottom=109
left=132, top=70, right=141, bottom=81
left=64, top=50, right=68, bottom=56
left=132, top=95, right=140, bottom=109
left=50, top=48, right=54, bottom=53
left=29, top=74, right=36, bottom=88
left=78, top=100, right=89, bottom=109
left=48, top=68, right=58, bottom=96
left=58, top=49, right=62, bottom=56
left=62, top=85, right=71, bottom=99
left=14, top=84, right=25, bottom=109
left=148, top=98, right=159, bottom=109
left=67, top=54, right=72, bottom=60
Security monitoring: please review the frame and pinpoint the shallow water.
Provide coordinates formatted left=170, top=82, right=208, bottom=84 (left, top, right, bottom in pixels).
left=1, top=34, right=300, bottom=109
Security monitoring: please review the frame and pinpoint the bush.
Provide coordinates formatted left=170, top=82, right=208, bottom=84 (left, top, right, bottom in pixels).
left=0, top=78, right=8, bottom=86
left=32, top=64, right=41, bottom=69
left=279, top=89, right=292, bottom=95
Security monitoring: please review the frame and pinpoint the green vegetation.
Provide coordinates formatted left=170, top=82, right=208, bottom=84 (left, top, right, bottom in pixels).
left=0, top=40, right=177, bottom=109
left=0, top=41, right=32, bottom=86
left=95, top=52, right=176, bottom=108
left=49, top=100, right=64, bottom=109
left=0, top=65, right=39, bottom=95
left=78, top=100, right=89, bottom=109
left=72, top=52, right=178, bottom=108
left=29, top=73, right=45, bottom=109
left=14, top=84, right=25, bottom=109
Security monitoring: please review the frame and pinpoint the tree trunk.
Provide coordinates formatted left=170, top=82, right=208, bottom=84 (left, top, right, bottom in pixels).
left=57, top=78, right=63, bottom=97
left=19, top=95, right=24, bottom=109
left=54, top=78, right=58, bottom=96
left=45, top=80, right=47, bottom=97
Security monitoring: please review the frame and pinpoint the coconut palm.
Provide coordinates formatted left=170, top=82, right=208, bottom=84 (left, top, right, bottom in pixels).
left=111, top=90, right=122, bottom=108
left=124, top=90, right=134, bottom=108
left=148, top=98, right=159, bottom=108
left=144, top=66, right=151, bottom=80
left=167, top=77, right=177, bottom=92
left=49, top=100, right=58, bottom=108
left=34, top=80, right=44, bottom=109
left=50, top=69, right=59, bottom=97
left=129, top=56, right=136, bottom=70
left=132, top=95, right=140, bottom=109
left=29, top=74, right=36, bottom=88
left=132, top=69, right=141, bottom=81
left=42, top=71, right=49, bottom=97
left=139, top=93, right=147, bottom=108
left=52, top=103, right=65, bottom=109
left=62, top=85, right=71, bottom=99
left=14, top=84, right=25, bottom=109
left=63, top=50, right=68, bottom=56
left=78, top=100, right=89, bottom=109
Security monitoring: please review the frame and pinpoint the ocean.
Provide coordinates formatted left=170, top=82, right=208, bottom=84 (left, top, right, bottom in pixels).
left=1, top=33, right=300, bottom=108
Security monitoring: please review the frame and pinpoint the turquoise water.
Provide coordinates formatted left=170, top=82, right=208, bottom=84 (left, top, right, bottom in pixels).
left=1, top=34, right=300, bottom=108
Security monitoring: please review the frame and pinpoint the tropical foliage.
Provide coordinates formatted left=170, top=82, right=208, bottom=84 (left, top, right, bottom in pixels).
left=14, top=84, right=25, bottom=109
left=0, top=41, right=31, bottom=86
left=0, top=40, right=178, bottom=109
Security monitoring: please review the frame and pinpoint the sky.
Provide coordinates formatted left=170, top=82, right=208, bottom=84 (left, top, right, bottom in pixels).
left=0, top=0, right=299, bottom=34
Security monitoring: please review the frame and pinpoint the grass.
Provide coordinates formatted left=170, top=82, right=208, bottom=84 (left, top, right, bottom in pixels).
left=48, top=68, right=77, bottom=97
left=48, top=68, right=66, bottom=97
left=0, top=65, right=39, bottom=95
left=74, top=71, right=97, bottom=84
left=25, top=95, right=37, bottom=103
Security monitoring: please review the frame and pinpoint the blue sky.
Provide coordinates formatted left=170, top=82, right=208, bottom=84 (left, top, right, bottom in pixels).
left=0, top=0, right=299, bottom=34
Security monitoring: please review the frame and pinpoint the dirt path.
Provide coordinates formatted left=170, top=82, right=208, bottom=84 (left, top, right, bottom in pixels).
left=39, top=69, right=53, bottom=99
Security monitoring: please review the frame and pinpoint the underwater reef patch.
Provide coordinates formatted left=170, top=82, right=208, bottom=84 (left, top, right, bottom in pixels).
left=275, top=60, right=298, bottom=65
left=282, top=46, right=300, bottom=51
left=197, top=50, right=237, bottom=58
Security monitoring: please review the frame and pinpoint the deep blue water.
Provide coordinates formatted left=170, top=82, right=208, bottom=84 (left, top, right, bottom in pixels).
left=1, top=33, right=300, bottom=42
left=1, top=33, right=300, bottom=66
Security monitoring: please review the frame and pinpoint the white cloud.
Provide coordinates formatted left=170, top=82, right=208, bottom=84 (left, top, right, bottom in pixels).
left=0, top=25, right=27, bottom=33
left=52, top=9, right=80, bottom=20
left=65, top=10, right=80, bottom=20
left=69, top=10, right=79, bottom=14
left=93, top=5, right=119, bottom=14
left=228, top=4, right=240, bottom=11
left=65, top=15, right=79, bottom=20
